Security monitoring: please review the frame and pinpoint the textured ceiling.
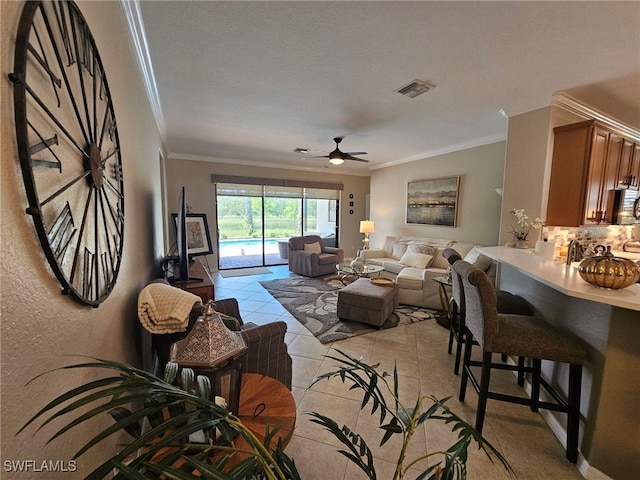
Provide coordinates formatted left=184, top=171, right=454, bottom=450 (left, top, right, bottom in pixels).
left=137, top=1, right=640, bottom=173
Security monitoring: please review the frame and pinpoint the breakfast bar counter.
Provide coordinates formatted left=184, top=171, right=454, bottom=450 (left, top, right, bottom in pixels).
left=476, top=246, right=639, bottom=479
left=477, top=246, right=640, bottom=311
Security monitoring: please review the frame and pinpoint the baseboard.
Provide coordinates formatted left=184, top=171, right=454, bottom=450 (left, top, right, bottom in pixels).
left=504, top=357, right=613, bottom=480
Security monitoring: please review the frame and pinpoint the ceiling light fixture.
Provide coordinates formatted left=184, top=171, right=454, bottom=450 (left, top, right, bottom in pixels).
left=329, top=157, right=345, bottom=165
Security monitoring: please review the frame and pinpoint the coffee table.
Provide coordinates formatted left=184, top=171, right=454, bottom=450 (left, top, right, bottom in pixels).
left=336, top=263, right=384, bottom=285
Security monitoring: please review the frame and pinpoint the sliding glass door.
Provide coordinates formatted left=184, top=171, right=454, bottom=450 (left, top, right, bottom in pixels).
left=215, top=182, right=340, bottom=270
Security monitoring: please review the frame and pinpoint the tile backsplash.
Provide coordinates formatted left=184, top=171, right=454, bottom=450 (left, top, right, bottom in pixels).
left=543, top=225, right=639, bottom=251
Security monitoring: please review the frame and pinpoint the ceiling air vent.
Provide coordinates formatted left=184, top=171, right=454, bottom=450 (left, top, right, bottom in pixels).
left=396, top=79, right=435, bottom=98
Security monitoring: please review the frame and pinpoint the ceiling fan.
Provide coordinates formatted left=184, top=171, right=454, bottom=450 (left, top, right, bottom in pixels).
left=297, top=137, right=369, bottom=165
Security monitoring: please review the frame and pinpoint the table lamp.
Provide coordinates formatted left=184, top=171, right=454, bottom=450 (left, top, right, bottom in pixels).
left=359, top=220, right=375, bottom=249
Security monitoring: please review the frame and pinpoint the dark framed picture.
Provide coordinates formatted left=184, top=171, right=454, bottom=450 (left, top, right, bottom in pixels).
left=171, top=213, right=213, bottom=257
left=406, top=176, right=459, bottom=227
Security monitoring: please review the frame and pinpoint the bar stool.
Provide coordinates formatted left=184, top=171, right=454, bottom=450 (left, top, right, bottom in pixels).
left=453, top=259, right=586, bottom=463
left=442, top=248, right=532, bottom=376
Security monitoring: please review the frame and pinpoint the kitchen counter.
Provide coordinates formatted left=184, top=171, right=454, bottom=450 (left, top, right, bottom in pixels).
left=476, top=245, right=640, bottom=479
left=477, top=246, right=640, bottom=311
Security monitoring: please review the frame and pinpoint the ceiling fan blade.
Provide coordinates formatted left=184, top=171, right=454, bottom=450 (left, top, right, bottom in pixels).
left=304, top=155, right=330, bottom=159
left=344, top=156, right=369, bottom=163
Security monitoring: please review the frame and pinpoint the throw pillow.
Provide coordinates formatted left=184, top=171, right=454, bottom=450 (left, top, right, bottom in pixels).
left=399, top=251, right=433, bottom=269
left=430, top=248, right=450, bottom=269
left=304, top=242, right=322, bottom=254
left=464, top=246, right=493, bottom=271
left=408, top=243, right=438, bottom=256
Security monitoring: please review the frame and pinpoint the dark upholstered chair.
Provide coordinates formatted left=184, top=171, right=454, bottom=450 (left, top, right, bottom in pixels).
left=149, top=281, right=292, bottom=389
left=442, top=247, right=532, bottom=375
left=288, top=235, right=344, bottom=277
left=453, top=260, right=586, bottom=463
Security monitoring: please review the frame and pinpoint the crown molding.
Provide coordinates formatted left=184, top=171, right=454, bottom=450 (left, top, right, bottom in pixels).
left=120, top=0, right=167, bottom=153
left=371, top=133, right=507, bottom=171
left=168, top=153, right=372, bottom=177
left=552, top=93, right=640, bottom=142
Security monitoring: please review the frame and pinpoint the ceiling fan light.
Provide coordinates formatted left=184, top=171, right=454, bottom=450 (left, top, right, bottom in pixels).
left=329, top=158, right=344, bottom=165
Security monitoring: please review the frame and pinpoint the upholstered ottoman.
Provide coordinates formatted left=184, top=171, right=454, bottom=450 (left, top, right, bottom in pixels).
left=337, top=278, right=398, bottom=327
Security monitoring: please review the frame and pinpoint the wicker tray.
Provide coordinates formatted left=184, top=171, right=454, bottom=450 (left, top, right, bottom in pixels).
left=370, top=277, right=395, bottom=286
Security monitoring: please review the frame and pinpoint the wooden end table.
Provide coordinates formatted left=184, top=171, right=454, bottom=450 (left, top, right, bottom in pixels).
left=235, top=373, right=296, bottom=452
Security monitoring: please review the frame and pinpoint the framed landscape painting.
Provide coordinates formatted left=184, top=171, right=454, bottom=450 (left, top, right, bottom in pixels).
left=406, top=176, right=459, bottom=226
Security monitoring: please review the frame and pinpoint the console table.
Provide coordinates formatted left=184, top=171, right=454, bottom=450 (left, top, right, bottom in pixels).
left=173, top=259, right=215, bottom=302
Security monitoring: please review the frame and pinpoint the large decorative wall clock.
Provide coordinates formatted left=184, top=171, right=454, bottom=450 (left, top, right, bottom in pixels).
left=9, top=0, right=125, bottom=307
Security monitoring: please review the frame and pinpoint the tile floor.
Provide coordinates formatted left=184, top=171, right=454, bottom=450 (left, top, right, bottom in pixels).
left=211, top=265, right=585, bottom=480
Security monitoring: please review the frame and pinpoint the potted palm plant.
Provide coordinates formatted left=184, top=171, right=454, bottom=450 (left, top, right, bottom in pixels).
left=18, top=353, right=514, bottom=479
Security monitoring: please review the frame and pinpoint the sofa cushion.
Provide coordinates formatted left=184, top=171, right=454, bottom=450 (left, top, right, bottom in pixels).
left=397, top=268, right=424, bottom=290
left=392, top=243, right=408, bottom=259
left=365, top=257, right=388, bottom=267
left=399, top=251, right=433, bottom=268
left=382, top=260, right=405, bottom=275
left=383, top=236, right=398, bottom=256
left=304, top=242, right=322, bottom=254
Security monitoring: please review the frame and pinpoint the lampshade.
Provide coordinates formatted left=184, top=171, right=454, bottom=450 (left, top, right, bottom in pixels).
left=329, top=157, right=345, bottom=165
left=359, top=220, right=375, bottom=234
left=170, top=301, right=247, bottom=367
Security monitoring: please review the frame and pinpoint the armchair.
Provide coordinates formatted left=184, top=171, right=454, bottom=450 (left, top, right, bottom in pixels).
left=148, top=281, right=292, bottom=389
left=288, top=234, right=344, bottom=277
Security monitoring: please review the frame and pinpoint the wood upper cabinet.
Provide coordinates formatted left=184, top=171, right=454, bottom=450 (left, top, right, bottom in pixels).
left=618, top=139, right=640, bottom=190
left=546, top=120, right=624, bottom=226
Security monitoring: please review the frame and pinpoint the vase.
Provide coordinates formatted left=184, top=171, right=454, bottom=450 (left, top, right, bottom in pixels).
left=515, top=240, right=530, bottom=249
left=350, top=257, right=365, bottom=273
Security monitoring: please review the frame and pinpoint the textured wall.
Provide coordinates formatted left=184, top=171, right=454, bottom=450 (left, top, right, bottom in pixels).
left=369, top=141, right=506, bottom=247
left=1, top=1, right=163, bottom=476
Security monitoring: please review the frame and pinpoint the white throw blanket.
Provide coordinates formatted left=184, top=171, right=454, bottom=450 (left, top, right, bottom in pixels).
left=138, top=283, right=201, bottom=334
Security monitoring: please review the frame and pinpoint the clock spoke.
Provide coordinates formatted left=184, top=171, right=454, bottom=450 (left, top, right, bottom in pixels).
left=103, top=175, right=124, bottom=200
left=98, top=185, right=123, bottom=243
left=36, top=1, right=91, bottom=146
left=98, top=100, right=116, bottom=151
left=93, top=183, right=100, bottom=298
left=27, top=26, right=62, bottom=107
left=38, top=169, right=91, bottom=208
left=98, top=189, right=117, bottom=282
left=82, top=247, right=95, bottom=301
left=69, top=7, right=94, bottom=145
left=24, top=82, right=89, bottom=161
left=70, top=186, right=93, bottom=285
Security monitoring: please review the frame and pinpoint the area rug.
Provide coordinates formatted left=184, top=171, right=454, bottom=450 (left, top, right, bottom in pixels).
left=219, top=267, right=272, bottom=278
left=260, top=275, right=441, bottom=343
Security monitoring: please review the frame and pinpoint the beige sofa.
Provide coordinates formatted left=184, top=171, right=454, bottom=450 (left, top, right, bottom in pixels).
left=359, top=236, right=495, bottom=310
